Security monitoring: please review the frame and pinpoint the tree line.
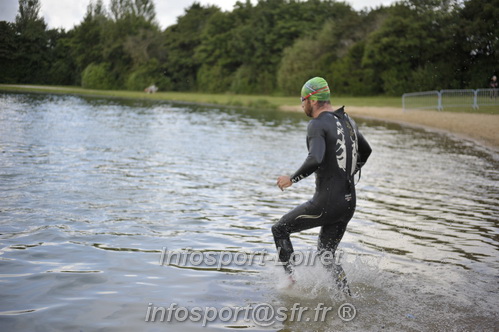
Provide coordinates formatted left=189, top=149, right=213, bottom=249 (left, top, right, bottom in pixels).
left=0, top=0, right=497, bottom=96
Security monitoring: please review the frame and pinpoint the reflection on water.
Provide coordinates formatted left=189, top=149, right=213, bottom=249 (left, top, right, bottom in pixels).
left=0, top=93, right=498, bottom=331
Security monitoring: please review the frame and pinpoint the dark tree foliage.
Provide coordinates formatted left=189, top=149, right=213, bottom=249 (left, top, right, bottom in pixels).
left=162, top=3, right=220, bottom=91
left=0, top=22, right=18, bottom=83
left=12, top=0, right=50, bottom=83
left=0, top=0, right=496, bottom=95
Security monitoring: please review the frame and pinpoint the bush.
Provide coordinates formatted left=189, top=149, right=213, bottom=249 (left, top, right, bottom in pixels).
left=229, top=65, right=276, bottom=95
left=330, top=42, right=378, bottom=96
left=230, top=65, right=256, bottom=94
left=81, top=63, right=114, bottom=90
left=381, top=67, right=412, bottom=96
left=411, top=65, right=441, bottom=92
left=126, top=59, right=172, bottom=91
left=277, top=39, right=324, bottom=96
left=197, top=63, right=233, bottom=93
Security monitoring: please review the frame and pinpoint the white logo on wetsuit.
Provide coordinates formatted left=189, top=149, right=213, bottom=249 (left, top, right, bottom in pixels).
left=295, top=212, right=324, bottom=220
left=335, top=119, right=347, bottom=172
left=350, top=125, right=358, bottom=176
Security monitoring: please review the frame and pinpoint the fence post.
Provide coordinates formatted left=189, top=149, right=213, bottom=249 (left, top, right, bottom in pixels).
left=437, top=90, right=443, bottom=111
left=473, top=89, right=479, bottom=110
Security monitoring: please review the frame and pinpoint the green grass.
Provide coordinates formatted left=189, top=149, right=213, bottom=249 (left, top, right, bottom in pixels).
left=7, top=84, right=499, bottom=114
left=0, top=84, right=403, bottom=110
left=4, top=84, right=499, bottom=114
left=5, top=84, right=497, bottom=114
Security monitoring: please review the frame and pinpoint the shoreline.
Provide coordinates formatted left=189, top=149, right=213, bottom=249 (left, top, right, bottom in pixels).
left=1, top=84, right=497, bottom=152
left=280, top=105, right=499, bottom=153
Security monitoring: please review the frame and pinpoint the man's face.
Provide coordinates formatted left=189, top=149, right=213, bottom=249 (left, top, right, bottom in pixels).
left=302, top=99, right=313, bottom=117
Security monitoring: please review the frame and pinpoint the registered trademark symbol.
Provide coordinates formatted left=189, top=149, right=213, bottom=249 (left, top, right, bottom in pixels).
left=338, top=303, right=356, bottom=322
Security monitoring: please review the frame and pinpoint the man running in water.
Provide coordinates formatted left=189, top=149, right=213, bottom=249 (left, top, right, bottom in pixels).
left=272, top=77, right=371, bottom=292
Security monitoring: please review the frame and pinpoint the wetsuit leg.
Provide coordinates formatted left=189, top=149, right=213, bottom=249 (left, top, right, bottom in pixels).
left=272, top=194, right=355, bottom=277
left=316, top=209, right=354, bottom=295
left=272, top=201, right=325, bottom=274
left=317, top=191, right=355, bottom=254
left=317, top=220, right=349, bottom=254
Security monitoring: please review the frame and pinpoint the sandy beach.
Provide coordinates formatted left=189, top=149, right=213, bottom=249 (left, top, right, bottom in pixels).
left=280, top=105, right=499, bottom=152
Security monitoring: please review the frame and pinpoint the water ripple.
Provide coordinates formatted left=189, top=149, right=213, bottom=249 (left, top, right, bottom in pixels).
left=0, top=93, right=497, bottom=330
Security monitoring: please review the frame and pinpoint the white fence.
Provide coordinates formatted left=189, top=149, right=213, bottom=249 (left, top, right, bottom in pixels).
left=402, top=89, right=499, bottom=111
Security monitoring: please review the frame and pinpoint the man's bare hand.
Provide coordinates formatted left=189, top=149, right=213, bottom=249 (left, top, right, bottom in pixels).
left=277, top=175, right=292, bottom=191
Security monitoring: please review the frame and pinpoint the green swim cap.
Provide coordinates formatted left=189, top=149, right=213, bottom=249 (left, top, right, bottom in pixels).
left=301, top=77, right=330, bottom=101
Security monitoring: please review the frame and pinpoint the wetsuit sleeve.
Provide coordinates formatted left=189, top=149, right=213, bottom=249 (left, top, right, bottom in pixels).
left=290, top=121, right=325, bottom=183
left=356, top=131, right=371, bottom=170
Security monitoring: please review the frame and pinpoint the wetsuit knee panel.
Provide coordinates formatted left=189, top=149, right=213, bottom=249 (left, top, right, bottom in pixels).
left=271, top=222, right=289, bottom=239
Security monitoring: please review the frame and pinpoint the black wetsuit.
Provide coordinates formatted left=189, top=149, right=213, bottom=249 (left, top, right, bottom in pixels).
left=272, top=106, right=371, bottom=274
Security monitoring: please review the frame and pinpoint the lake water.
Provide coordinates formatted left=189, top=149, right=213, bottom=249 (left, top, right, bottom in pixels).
left=0, top=93, right=498, bottom=331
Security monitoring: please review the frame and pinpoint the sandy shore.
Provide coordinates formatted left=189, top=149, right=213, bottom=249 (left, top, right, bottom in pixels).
left=280, top=105, right=499, bottom=152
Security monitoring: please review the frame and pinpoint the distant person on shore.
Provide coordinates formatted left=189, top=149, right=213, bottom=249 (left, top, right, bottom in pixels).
left=490, top=75, right=498, bottom=99
left=272, top=77, right=372, bottom=293
left=144, top=84, right=158, bottom=94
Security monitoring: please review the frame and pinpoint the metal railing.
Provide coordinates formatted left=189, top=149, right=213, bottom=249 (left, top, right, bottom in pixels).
left=476, top=88, right=499, bottom=107
left=402, top=89, right=499, bottom=111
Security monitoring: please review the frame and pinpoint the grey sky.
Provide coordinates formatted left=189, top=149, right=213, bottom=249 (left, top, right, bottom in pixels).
left=0, top=0, right=399, bottom=30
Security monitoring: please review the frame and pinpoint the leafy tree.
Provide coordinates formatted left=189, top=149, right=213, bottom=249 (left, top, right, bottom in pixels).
left=100, top=0, right=160, bottom=88
left=330, top=41, right=378, bottom=96
left=455, top=0, right=499, bottom=87
left=163, top=3, right=220, bottom=91
left=46, top=28, right=77, bottom=85
left=81, top=62, right=114, bottom=89
left=16, top=0, right=42, bottom=29
left=132, top=0, right=156, bottom=23
left=126, top=58, right=171, bottom=91
left=195, top=10, right=240, bottom=92
left=278, top=5, right=369, bottom=95
left=110, top=0, right=156, bottom=23
left=198, top=0, right=355, bottom=94
left=362, top=4, right=440, bottom=95
left=69, top=1, right=108, bottom=82
left=0, top=22, right=18, bottom=83
left=123, top=29, right=162, bottom=66
left=14, top=0, right=50, bottom=83
left=2, top=0, right=497, bottom=95
left=277, top=38, right=324, bottom=95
